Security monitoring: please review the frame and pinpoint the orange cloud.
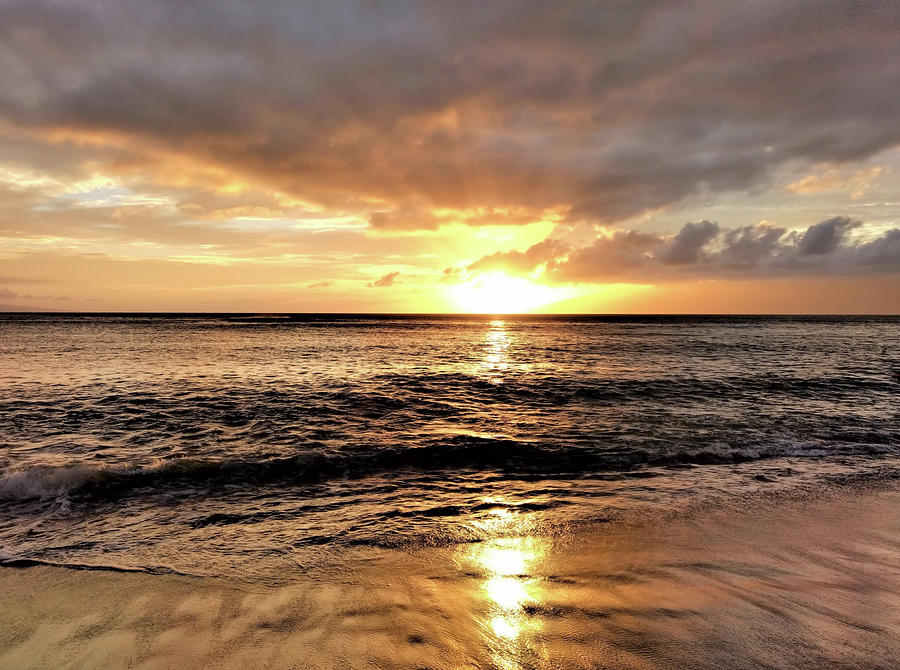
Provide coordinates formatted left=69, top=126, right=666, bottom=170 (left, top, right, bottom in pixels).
left=787, top=165, right=888, bottom=199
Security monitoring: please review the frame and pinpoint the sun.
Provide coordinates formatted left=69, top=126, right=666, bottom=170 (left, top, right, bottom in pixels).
left=447, top=271, right=572, bottom=314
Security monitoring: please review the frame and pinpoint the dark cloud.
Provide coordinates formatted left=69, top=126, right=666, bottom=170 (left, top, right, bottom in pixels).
left=857, top=229, right=900, bottom=267
left=464, top=218, right=900, bottom=283
left=0, top=0, right=897, bottom=228
left=661, top=221, right=719, bottom=265
left=796, top=216, right=861, bottom=255
left=0, top=288, right=19, bottom=299
left=368, top=271, right=399, bottom=288
left=719, top=223, right=787, bottom=268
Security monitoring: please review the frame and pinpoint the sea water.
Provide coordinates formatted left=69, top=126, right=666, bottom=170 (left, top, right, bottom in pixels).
left=1, top=314, right=898, bottom=579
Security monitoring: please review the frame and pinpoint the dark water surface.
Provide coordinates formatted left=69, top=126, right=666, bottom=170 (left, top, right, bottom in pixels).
left=1, top=314, right=898, bottom=579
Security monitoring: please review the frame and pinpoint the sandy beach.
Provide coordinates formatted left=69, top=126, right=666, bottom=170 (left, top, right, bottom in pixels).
left=3, top=481, right=899, bottom=670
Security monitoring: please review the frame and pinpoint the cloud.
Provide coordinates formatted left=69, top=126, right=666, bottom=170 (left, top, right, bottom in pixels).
left=0, top=276, right=50, bottom=285
left=795, top=216, right=861, bottom=256
left=718, top=222, right=787, bottom=268
left=306, top=281, right=331, bottom=289
left=786, top=165, right=888, bottom=199
left=468, top=239, right=569, bottom=274
left=0, top=286, right=70, bottom=302
left=661, top=221, right=720, bottom=265
left=0, top=1, right=897, bottom=230
left=368, top=203, right=439, bottom=231
left=368, top=271, right=399, bottom=288
left=463, top=217, right=900, bottom=284
left=368, top=204, right=552, bottom=231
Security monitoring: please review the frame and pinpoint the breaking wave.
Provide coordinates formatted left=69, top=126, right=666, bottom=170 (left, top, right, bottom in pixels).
left=2, top=435, right=897, bottom=505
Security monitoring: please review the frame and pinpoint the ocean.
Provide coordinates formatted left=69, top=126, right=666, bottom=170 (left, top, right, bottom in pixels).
left=1, top=314, right=899, bottom=580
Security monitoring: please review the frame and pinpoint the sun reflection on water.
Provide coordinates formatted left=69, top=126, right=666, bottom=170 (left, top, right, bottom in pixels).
left=480, top=540, right=532, bottom=576
left=486, top=576, right=531, bottom=611
left=480, top=319, right=510, bottom=383
left=465, top=530, right=549, bottom=665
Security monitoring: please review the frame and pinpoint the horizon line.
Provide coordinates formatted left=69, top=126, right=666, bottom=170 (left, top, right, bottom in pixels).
left=2, top=311, right=899, bottom=318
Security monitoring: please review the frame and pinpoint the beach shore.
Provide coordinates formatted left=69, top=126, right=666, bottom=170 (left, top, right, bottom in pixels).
left=2, top=481, right=900, bottom=670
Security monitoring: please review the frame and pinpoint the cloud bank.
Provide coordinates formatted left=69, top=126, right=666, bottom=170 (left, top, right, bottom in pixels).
left=462, top=218, right=900, bottom=283
left=0, top=0, right=898, bottom=230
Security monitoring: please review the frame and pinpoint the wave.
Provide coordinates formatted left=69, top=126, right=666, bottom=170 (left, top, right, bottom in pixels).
left=2, top=435, right=897, bottom=505
left=0, top=464, right=104, bottom=502
left=6, top=368, right=896, bottom=425
left=0, top=555, right=195, bottom=576
left=375, top=371, right=898, bottom=404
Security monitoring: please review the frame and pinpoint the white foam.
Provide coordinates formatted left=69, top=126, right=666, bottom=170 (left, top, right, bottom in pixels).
left=0, top=465, right=100, bottom=502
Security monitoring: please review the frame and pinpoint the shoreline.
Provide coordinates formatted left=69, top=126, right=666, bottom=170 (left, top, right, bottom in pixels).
left=3, top=480, right=900, bottom=669
left=4, top=453, right=898, bottom=585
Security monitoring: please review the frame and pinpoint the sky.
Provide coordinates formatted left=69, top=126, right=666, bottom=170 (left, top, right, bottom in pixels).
left=1, top=0, right=899, bottom=313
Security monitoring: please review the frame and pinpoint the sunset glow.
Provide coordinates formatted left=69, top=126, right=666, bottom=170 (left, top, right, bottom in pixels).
left=0, top=1, right=897, bottom=313
left=2, top=4, right=898, bottom=669
left=447, top=273, right=576, bottom=314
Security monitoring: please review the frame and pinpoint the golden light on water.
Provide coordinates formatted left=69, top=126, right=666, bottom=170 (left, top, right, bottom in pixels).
left=480, top=541, right=533, bottom=576
left=466, top=316, right=550, bottom=648
left=490, top=614, right=522, bottom=639
left=480, top=319, right=510, bottom=383
left=486, top=577, right=532, bottom=611
left=467, top=533, right=548, bottom=655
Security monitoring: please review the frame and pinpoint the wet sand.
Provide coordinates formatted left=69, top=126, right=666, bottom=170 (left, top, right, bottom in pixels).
left=2, top=483, right=900, bottom=669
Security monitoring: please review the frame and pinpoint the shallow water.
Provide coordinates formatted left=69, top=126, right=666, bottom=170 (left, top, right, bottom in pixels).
left=0, top=314, right=898, bottom=578
left=3, top=484, right=900, bottom=669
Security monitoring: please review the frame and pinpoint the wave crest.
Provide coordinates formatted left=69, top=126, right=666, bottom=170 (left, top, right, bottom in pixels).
left=1, top=435, right=895, bottom=504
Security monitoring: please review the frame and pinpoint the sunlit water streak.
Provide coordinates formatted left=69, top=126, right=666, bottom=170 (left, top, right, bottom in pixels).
left=0, top=314, right=898, bottom=579
left=479, top=319, right=511, bottom=383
